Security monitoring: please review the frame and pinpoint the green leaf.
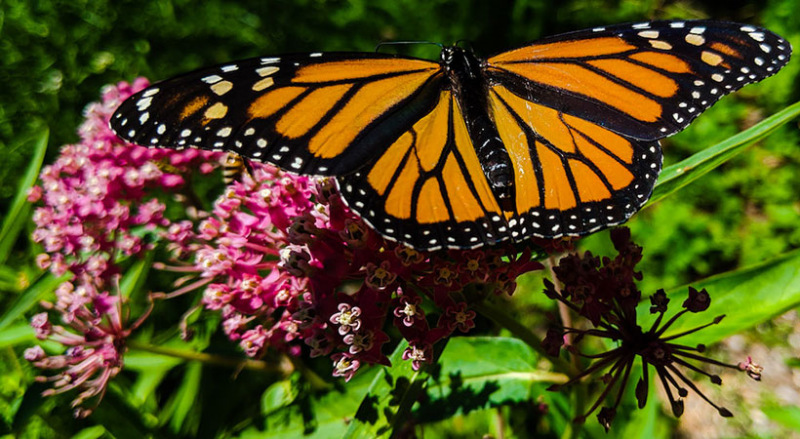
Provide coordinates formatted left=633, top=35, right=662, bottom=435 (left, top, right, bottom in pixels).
left=119, top=251, right=154, bottom=300
left=241, top=367, right=377, bottom=439
left=262, top=374, right=300, bottom=416
left=162, top=360, right=202, bottom=434
left=647, top=101, right=800, bottom=207
left=71, top=425, right=109, bottom=439
left=763, top=405, right=800, bottom=431
left=416, top=336, right=566, bottom=423
left=0, top=323, right=36, bottom=348
left=343, top=340, right=445, bottom=438
left=11, top=381, right=50, bottom=432
left=0, top=272, right=69, bottom=333
left=641, top=248, right=800, bottom=345
left=124, top=350, right=183, bottom=407
left=0, top=127, right=48, bottom=265
left=94, top=384, right=156, bottom=439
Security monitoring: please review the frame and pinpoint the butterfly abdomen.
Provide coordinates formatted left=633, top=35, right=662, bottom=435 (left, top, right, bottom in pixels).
left=443, top=47, right=515, bottom=208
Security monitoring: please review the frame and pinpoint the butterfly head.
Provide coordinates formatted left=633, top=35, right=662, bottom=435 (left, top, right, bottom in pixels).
left=440, top=46, right=483, bottom=83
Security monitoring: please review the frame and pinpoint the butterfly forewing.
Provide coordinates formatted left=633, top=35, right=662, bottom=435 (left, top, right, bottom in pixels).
left=487, top=20, right=792, bottom=141
left=111, top=52, right=443, bottom=176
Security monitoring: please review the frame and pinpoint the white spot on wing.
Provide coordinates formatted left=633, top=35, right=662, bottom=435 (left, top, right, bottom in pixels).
left=202, top=75, right=223, bottom=84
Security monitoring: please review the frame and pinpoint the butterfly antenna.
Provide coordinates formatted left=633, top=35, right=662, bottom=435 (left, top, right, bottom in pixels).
left=455, top=39, right=474, bottom=51
left=375, top=41, right=443, bottom=53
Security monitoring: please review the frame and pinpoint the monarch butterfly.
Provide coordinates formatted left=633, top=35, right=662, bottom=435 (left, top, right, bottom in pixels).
left=110, top=20, right=791, bottom=251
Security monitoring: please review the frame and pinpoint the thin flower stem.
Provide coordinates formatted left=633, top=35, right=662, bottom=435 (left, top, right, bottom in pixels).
left=547, top=256, right=574, bottom=346
left=285, top=355, right=334, bottom=391
left=495, top=407, right=506, bottom=439
left=672, top=349, right=741, bottom=370
left=545, top=254, right=588, bottom=436
left=654, top=309, right=688, bottom=337
left=473, top=300, right=572, bottom=372
left=661, top=315, right=725, bottom=341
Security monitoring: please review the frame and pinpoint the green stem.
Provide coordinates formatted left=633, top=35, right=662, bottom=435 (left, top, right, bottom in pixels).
left=128, top=340, right=332, bottom=391
left=127, top=339, right=291, bottom=374
left=544, top=256, right=587, bottom=436
left=473, top=300, right=571, bottom=372
left=286, top=355, right=333, bottom=391
left=123, top=340, right=286, bottom=376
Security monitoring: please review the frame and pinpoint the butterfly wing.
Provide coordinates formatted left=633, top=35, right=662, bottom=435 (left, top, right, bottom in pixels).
left=338, top=84, right=664, bottom=250
left=338, top=90, right=510, bottom=250
left=111, top=53, right=443, bottom=175
left=487, top=84, right=661, bottom=238
left=487, top=20, right=792, bottom=140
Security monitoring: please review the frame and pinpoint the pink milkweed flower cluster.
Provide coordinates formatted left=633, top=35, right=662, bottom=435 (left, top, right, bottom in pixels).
left=26, top=79, right=549, bottom=416
left=26, top=79, right=221, bottom=416
left=160, top=154, right=546, bottom=381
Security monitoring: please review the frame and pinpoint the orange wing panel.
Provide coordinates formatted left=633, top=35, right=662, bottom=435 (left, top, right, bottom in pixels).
left=587, top=59, right=678, bottom=98
left=293, top=58, right=438, bottom=83
left=276, top=84, right=352, bottom=138
left=367, top=132, right=413, bottom=195
left=451, top=98, right=502, bottom=215
left=536, top=142, right=576, bottom=210
left=442, top=154, right=486, bottom=222
left=488, top=89, right=541, bottom=212
left=494, top=62, right=662, bottom=122
left=309, top=71, right=435, bottom=159
left=569, top=159, right=612, bottom=202
left=180, top=96, right=210, bottom=120
left=414, top=93, right=452, bottom=172
left=564, top=115, right=634, bottom=164
left=248, top=87, right=305, bottom=119
left=628, top=52, right=692, bottom=73
left=574, top=134, right=633, bottom=190
left=385, top=156, right=420, bottom=220
left=490, top=37, right=635, bottom=63
left=417, top=179, right=450, bottom=223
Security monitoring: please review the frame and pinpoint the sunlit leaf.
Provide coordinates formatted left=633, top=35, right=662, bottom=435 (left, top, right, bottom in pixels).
left=416, top=336, right=566, bottom=423
left=641, top=249, right=800, bottom=345
left=647, top=101, right=800, bottom=206
left=0, top=126, right=48, bottom=265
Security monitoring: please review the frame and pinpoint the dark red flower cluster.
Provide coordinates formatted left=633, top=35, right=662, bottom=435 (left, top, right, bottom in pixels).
left=543, top=228, right=761, bottom=431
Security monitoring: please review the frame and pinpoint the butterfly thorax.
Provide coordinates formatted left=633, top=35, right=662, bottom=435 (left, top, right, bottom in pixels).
left=441, top=47, right=515, bottom=210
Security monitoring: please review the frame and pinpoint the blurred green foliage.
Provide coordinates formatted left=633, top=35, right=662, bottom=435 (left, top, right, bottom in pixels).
left=1, top=0, right=799, bottom=437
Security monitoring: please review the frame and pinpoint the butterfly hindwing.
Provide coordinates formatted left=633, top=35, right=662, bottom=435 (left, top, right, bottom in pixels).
left=489, top=84, right=662, bottom=238
left=111, top=52, right=443, bottom=176
left=487, top=20, right=791, bottom=141
left=338, top=91, right=510, bottom=250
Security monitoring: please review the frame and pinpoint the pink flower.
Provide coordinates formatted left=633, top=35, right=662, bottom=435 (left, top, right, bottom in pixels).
left=25, top=276, right=149, bottom=418
left=331, top=352, right=360, bottom=382
left=394, top=295, right=425, bottom=327
left=402, top=344, right=432, bottom=371
left=330, top=303, right=362, bottom=335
